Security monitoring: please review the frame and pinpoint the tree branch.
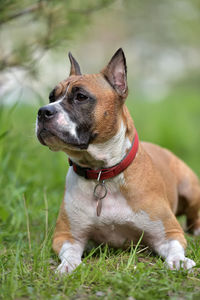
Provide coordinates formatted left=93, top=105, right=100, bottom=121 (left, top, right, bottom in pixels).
left=0, top=1, right=44, bottom=25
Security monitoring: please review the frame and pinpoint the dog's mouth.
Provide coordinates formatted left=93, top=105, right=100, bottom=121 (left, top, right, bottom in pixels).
left=37, top=127, right=68, bottom=148
left=37, top=127, right=89, bottom=150
left=37, top=128, right=49, bottom=146
left=38, top=127, right=62, bottom=147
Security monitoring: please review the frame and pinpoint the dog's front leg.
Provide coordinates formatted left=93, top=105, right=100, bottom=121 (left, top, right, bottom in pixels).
left=52, top=201, right=86, bottom=274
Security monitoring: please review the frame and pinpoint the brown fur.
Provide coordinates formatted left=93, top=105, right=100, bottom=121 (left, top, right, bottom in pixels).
left=53, top=196, right=74, bottom=254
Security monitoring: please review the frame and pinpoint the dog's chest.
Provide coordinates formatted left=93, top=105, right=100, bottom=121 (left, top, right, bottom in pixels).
left=64, top=167, right=165, bottom=247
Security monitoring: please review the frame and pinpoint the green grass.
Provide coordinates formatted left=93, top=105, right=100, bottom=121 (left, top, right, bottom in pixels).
left=1, top=90, right=200, bottom=299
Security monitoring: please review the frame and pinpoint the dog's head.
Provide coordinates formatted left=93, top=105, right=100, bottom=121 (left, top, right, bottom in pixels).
left=36, top=48, right=128, bottom=153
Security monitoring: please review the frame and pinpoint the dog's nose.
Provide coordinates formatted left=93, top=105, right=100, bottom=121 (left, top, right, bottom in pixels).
left=38, top=105, right=57, bottom=121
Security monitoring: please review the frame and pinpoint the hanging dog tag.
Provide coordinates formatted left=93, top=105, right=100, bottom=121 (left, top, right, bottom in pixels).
left=94, top=181, right=107, bottom=217
left=96, top=198, right=102, bottom=217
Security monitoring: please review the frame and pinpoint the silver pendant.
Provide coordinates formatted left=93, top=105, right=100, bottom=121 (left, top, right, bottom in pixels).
left=93, top=172, right=107, bottom=217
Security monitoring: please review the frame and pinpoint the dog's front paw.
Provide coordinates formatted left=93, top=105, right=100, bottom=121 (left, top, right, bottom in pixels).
left=56, top=258, right=82, bottom=274
left=166, top=256, right=196, bottom=270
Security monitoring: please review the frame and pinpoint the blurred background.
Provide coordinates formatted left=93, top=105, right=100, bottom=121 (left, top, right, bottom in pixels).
left=0, top=0, right=199, bottom=235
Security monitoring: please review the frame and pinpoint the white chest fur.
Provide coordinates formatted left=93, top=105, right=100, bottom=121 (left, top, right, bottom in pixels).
left=64, top=167, right=165, bottom=248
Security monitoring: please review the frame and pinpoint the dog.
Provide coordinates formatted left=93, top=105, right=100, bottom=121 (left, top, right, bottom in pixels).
left=36, top=48, right=200, bottom=273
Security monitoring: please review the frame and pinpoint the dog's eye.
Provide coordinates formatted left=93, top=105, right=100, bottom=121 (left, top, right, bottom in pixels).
left=76, top=93, right=88, bottom=102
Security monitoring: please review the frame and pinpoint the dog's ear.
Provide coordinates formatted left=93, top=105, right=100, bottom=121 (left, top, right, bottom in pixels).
left=102, top=48, right=127, bottom=98
left=68, top=52, right=82, bottom=76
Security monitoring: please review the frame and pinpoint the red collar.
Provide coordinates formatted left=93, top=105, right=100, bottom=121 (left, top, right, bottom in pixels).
left=69, top=131, right=139, bottom=181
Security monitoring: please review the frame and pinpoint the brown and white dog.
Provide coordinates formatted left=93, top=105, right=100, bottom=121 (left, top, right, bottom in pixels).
left=36, top=49, right=200, bottom=273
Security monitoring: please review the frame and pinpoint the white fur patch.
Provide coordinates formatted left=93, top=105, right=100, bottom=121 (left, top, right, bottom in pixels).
left=87, top=121, right=131, bottom=167
left=35, top=118, right=39, bottom=134
left=57, top=241, right=84, bottom=274
left=156, top=240, right=196, bottom=270
left=56, top=109, right=78, bottom=139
